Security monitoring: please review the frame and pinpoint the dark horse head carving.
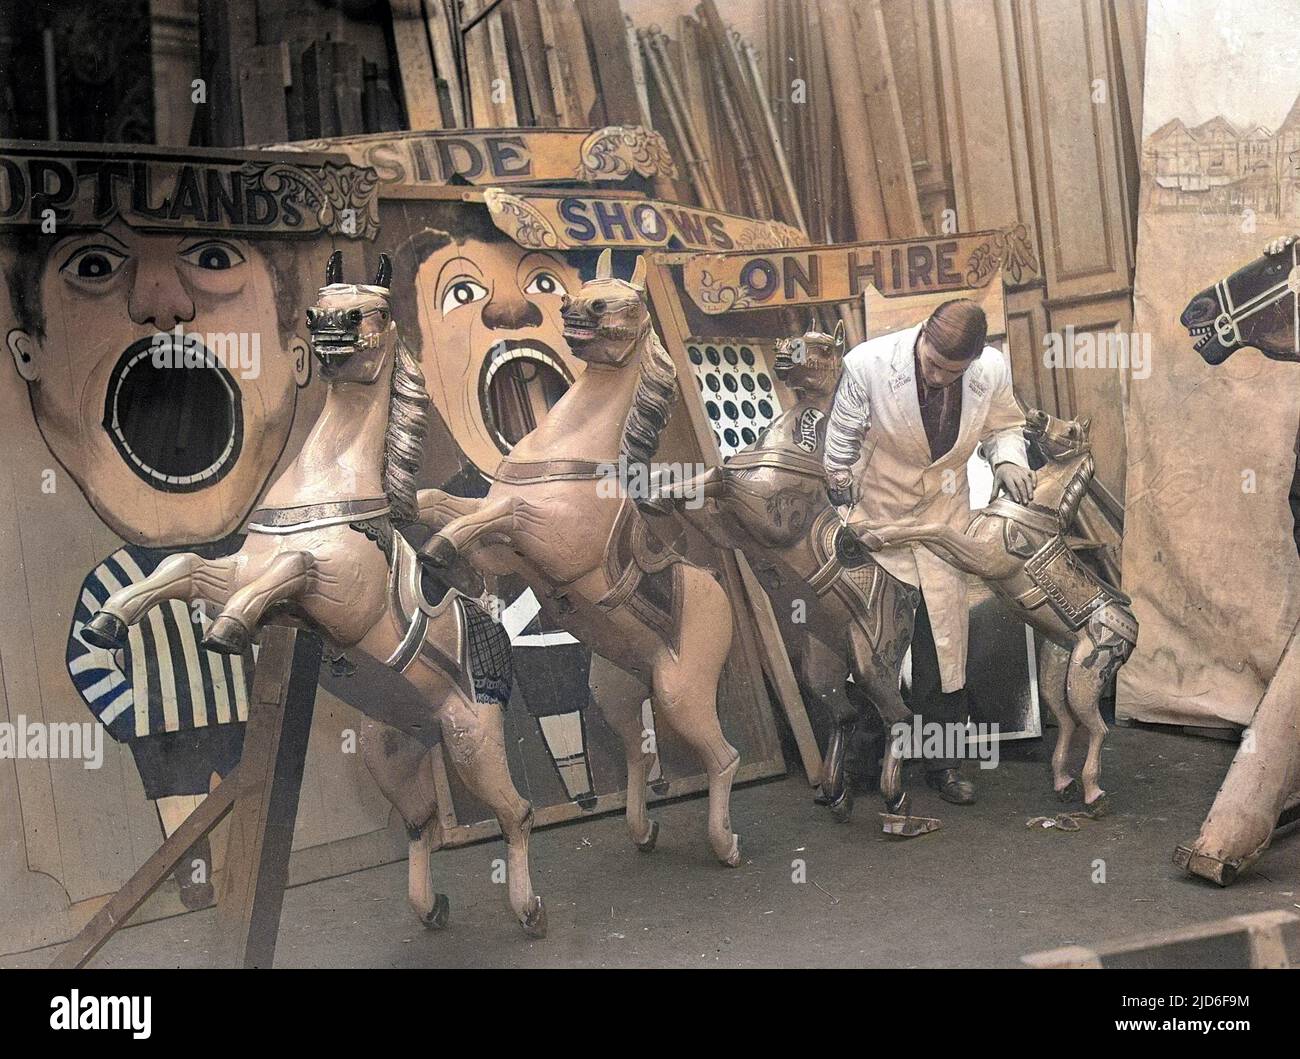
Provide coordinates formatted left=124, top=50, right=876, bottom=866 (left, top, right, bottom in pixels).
left=1182, top=238, right=1300, bottom=364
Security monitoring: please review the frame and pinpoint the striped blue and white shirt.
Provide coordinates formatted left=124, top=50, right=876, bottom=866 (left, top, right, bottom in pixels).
left=67, top=546, right=251, bottom=742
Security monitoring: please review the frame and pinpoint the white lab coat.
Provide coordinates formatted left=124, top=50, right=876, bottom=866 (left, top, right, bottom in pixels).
left=835, top=324, right=1028, bottom=691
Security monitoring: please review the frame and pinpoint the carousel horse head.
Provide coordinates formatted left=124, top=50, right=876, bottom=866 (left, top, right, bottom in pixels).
left=773, top=319, right=845, bottom=398
left=307, top=251, right=398, bottom=381
left=1181, top=240, right=1300, bottom=364
left=1024, top=407, right=1091, bottom=463
left=560, top=249, right=651, bottom=367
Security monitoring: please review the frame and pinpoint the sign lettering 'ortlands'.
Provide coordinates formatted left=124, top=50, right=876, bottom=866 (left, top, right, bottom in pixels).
left=682, top=226, right=1039, bottom=312
left=0, top=142, right=379, bottom=238
left=484, top=187, right=806, bottom=252
left=270, top=125, right=678, bottom=188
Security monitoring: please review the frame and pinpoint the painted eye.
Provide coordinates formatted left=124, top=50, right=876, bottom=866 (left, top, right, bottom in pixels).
left=591, top=299, right=608, bottom=315
left=524, top=271, right=567, bottom=297
left=441, top=277, right=488, bottom=314
left=180, top=241, right=245, bottom=270
left=60, top=245, right=127, bottom=281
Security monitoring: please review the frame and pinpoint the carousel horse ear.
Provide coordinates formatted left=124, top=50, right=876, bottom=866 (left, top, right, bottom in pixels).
left=596, top=247, right=613, bottom=281
left=833, top=319, right=845, bottom=350
left=374, top=253, right=392, bottom=288
left=629, top=254, right=647, bottom=291
left=326, top=250, right=344, bottom=285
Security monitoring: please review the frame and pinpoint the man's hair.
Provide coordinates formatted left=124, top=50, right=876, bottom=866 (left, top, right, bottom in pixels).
left=3, top=228, right=305, bottom=341
left=387, top=202, right=509, bottom=356
left=924, top=299, right=987, bottom=362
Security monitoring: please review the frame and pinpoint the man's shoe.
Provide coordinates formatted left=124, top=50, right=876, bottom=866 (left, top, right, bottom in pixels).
left=926, top=768, right=975, bottom=805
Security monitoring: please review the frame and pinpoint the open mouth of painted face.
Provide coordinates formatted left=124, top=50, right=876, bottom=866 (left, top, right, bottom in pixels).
left=102, top=334, right=243, bottom=492
left=478, top=339, right=573, bottom=453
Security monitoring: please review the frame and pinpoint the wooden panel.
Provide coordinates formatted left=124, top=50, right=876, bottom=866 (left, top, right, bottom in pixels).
left=390, top=0, right=445, bottom=130
left=1044, top=292, right=1133, bottom=501
left=932, top=0, right=1041, bottom=273
left=1016, top=0, right=1132, bottom=300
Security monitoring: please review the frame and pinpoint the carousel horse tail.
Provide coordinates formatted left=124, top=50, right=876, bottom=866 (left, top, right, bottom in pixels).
left=856, top=522, right=1022, bottom=580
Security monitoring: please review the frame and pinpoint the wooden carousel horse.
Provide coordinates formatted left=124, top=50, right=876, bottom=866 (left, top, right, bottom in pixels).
left=81, top=252, right=546, bottom=937
left=1173, top=235, right=1300, bottom=883
left=642, top=323, right=924, bottom=830
left=417, top=249, right=743, bottom=867
left=856, top=408, right=1138, bottom=814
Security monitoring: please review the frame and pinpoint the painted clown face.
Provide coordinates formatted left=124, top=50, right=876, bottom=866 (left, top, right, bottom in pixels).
left=6, top=220, right=310, bottom=545
left=406, top=234, right=582, bottom=474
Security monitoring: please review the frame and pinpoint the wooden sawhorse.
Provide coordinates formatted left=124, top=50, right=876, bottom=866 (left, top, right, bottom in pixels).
left=52, top=625, right=323, bottom=969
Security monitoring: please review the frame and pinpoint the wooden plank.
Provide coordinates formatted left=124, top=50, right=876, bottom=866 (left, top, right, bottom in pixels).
left=198, top=0, right=258, bottom=146
left=50, top=767, right=240, bottom=968
left=423, top=0, right=465, bottom=128
left=503, top=0, right=558, bottom=126
left=462, top=0, right=518, bottom=127
left=331, top=40, right=365, bottom=135
left=536, top=0, right=598, bottom=127
left=578, top=0, right=646, bottom=126
left=301, top=39, right=340, bottom=138
left=239, top=44, right=291, bottom=146
left=390, top=0, right=445, bottom=129
left=214, top=625, right=323, bottom=969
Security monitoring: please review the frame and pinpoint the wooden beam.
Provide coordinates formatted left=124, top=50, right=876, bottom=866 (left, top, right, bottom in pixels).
left=214, top=625, right=323, bottom=968
left=238, top=43, right=291, bottom=145
left=50, top=766, right=240, bottom=968
left=390, top=0, right=445, bottom=129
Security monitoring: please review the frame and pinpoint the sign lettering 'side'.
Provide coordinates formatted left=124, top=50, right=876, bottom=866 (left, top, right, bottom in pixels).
left=484, top=187, right=807, bottom=252
left=269, top=125, right=678, bottom=188
left=0, top=142, right=380, bottom=238
left=682, top=226, right=1039, bottom=313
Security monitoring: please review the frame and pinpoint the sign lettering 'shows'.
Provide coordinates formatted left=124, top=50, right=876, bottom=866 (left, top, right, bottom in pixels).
left=483, top=188, right=806, bottom=252
left=682, top=226, right=1039, bottom=313
left=270, top=126, right=678, bottom=189
left=0, top=142, right=379, bottom=238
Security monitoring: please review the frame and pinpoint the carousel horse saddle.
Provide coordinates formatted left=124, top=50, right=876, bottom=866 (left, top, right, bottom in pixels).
left=973, top=500, right=1131, bottom=631
left=387, top=533, right=512, bottom=708
left=806, top=508, right=888, bottom=642
left=597, top=501, right=686, bottom=654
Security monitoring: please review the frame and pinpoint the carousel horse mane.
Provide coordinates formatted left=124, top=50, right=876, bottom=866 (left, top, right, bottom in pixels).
left=619, top=322, right=678, bottom=469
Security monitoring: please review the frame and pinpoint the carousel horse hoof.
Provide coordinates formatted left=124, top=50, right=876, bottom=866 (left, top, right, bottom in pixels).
left=635, top=819, right=660, bottom=853
left=1083, top=793, right=1109, bottom=819
left=418, top=534, right=458, bottom=569
left=1173, top=844, right=1239, bottom=887
left=202, top=615, right=250, bottom=655
left=82, top=611, right=128, bottom=650
left=829, top=788, right=854, bottom=823
left=718, top=833, right=741, bottom=868
left=419, top=892, right=451, bottom=931
left=520, top=895, right=548, bottom=939
left=1055, top=779, right=1081, bottom=803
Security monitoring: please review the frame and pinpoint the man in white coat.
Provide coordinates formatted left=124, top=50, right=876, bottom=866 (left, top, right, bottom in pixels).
left=823, top=299, right=1034, bottom=804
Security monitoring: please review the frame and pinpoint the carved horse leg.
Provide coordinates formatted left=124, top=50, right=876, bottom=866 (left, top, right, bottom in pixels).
left=798, top=634, right=857, bottom=820
left=429, top=683, right=546, bottom=937
left=359, top=722, right=448, bottom=929
left=1037, top=640, right=1078, bottom=800
left=415, top=488, right=486, bottom=532
left=1065, top=637, right=1111, bottom=813
left=858, top=523, right=1022, bottom=581
left=651, top=564, right=741, bottom=866
left=421, top=496, right=520, bottom=567
left=205, top=551, right=315, bottom=654
left=848, top=622, right=916, bottom=817
left=81, top=552, right=238, bottom=650
left=589, top=655, right=659, bottom=851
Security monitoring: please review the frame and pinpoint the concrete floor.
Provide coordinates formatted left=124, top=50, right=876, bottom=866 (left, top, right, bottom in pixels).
left=7, top=724, right=1299, bottom=968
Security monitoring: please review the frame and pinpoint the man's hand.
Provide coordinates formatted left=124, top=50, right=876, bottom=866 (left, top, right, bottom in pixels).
left=994, top=463, right=1036, bottom=505
left=1264, top=234, right=1298, bottom=257
left=826, top=476, right=856, bottom=511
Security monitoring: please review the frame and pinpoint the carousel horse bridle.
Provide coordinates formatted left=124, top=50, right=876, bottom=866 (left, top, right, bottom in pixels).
left=1215, top=239, right=1300, bottom=355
